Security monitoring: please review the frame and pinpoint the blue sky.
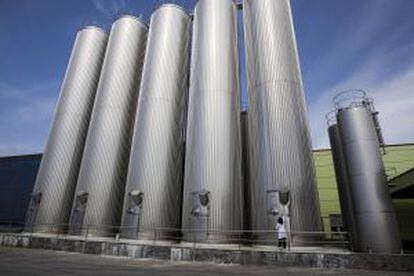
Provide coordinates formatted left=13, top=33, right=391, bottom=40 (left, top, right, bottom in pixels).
left=0, top=0, right=413, bottom=156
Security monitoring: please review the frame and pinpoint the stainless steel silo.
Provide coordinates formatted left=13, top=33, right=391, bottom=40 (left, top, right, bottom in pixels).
left=119, top=4, right=191, bottom=240
left=337, top=103, right=401, bottom=253
left=24, top=27, right=108, bottom=234
left=182, top=0, right=243, bottom=242
left=243, top=0, right=321, bottom=243
left=68, top=15, right=148, bottom=237
left=328, top=124, right=358, bottom=248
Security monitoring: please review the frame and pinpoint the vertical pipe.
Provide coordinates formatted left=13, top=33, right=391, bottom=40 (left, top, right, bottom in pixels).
left=68, top=16, right=148, bottom=237
left=241, top=111, right=251, bottom=235
left=182, top=0, right=243, bottom=242
left=328, top=124, right=358, bottom=248
left=337, top=105, right=401, bottom=253
left=120, top=4, right=191, bottom=240
left=243, top=0, right=321, bottom=242
left=24, top=27, right=108, bottom=233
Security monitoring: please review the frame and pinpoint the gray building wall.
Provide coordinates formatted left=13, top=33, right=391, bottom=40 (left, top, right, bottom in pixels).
left=0, top=154, right=41, bottom=225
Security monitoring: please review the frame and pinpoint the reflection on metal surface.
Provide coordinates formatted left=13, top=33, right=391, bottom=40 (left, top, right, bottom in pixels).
left=69, top=16, right=148, bottom=237
left=25, top=27, right=108, bottom=233
left=243, top=0, right=321, bottom=242
left=328, top=124, right=358, bottom=248
left=120, top=4, right=191, bottom=240
left=182, top=0, right=243, bottom=242
left=336, top=99, right=401, bottom=253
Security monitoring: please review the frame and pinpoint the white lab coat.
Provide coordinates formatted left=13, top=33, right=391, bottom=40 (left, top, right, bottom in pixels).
left=275, top=222, right=287, bottom=239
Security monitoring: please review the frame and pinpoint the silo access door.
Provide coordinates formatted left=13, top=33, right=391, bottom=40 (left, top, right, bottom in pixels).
left=24, top=192, right=42, bottom=232
left=70, top=191, right=88, bottom=235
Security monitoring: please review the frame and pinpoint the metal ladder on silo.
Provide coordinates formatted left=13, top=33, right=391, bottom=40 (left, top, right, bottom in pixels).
left=365, top=98, right=386, bottom=155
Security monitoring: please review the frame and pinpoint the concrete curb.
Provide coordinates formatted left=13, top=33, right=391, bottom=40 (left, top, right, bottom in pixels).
left=0, top=233, right=412, bottom=272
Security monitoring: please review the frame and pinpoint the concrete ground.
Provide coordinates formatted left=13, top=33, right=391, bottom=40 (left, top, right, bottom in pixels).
left=0, top=247, right=411, bottom=276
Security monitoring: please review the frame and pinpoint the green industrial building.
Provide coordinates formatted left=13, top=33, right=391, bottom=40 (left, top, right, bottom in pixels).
left=314, top=143, right=414, bottom=248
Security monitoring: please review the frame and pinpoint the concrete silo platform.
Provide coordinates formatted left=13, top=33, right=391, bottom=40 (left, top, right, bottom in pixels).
left=0, top=233, right=413, bottom=272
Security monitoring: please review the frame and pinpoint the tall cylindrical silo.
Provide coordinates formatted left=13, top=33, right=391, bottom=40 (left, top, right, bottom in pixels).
left=120, top=4, right=191, bottom=240
left=337, top=104, right=401, bottom=253
left=68, top=16, right=148, bottom=237
left=24, top=27, right=108, bottom=233
left=182, top=0, right=243, bottom=242
left=328, top=124, right=358, bottom=248
left=243, top=0, right=321, bottom=242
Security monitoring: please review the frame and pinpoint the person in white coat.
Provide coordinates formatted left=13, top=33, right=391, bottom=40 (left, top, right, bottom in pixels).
left=275, top=216, right=287, bottom=249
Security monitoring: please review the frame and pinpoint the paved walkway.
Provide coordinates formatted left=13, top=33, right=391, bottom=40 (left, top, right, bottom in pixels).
left=0, top=247, right=411, bottom=276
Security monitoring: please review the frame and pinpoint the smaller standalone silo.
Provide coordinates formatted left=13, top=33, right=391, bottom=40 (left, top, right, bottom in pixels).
left=68, top=15, right=148, bottom=237
left=335, top=92, right=401, bottom=253
left=24, top=26, right=108, bottom=233
left=120, top=4, right=191, bottom=240
left=327, top=123, right=358, bottom=248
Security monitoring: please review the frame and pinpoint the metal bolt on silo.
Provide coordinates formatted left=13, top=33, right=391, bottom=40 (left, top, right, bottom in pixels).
left=243, top=0, right=321, bottom=243
left=24, top=26, right=108, bottom=233
left=334, top=90, right=402, bottom=253
left=68, top=15, right=148, bottom=237
left=120, top=4, right=191, bottom=240
left=182, top=0, right=243, bottom=243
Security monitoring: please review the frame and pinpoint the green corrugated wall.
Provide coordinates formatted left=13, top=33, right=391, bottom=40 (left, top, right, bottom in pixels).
left=313, top=144, right=414, bottom=242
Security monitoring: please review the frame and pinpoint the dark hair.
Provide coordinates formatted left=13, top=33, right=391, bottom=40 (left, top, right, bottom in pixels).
left=277, top=217, right=283, bottom=224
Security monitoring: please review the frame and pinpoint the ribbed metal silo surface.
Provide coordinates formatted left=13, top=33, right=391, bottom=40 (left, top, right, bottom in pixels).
left=328, top=124, right=358, bottom=247
left=243, top=0, right=321, bottom=242
left=24, top=27, right=108, bottom=233
left=337, top=106, right=401, bottom=253
left=120, top=4, right=191, bottom=240
left=241, top=112, right=251, bottom=233
left=182, top=0, right=243, bottom=243
left=68, top=16, right=148, bottom=237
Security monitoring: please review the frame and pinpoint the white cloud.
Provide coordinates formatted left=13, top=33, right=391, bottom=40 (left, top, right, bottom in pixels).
left=0, top=81, right=59, bottom=156
left=308, top=56, right=414, bottom=149
left=0, top=81, right=58, bottom=121
left=92, top=0, right=127, bottom=19
left=371, top=71, right=414, bottom=145
left=306, top=0, right=414, bottom=149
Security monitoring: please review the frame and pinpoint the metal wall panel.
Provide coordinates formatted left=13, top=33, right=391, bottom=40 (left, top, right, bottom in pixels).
left=328, top=124, right=358, bottom=247
left=24, top=27, right=108, bottom=233
left=243, top=0, right=321, bottom=242
left=120, top=4, right=191, bottom=240
left=337, top=106, right=401, bottom=253
left=68, top=16, right=148, bottom=237
left=182, top=0, right=243, bottom=242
